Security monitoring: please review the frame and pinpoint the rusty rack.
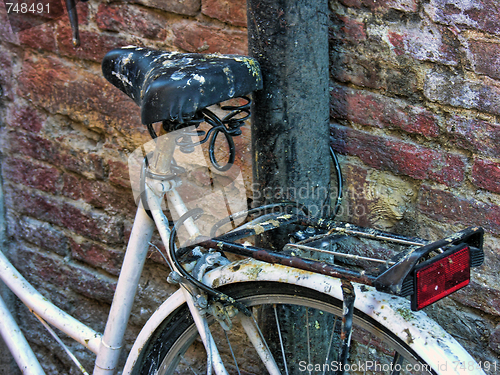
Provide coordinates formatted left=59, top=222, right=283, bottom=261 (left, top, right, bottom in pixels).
left=171, top=210, right=484, bottom=311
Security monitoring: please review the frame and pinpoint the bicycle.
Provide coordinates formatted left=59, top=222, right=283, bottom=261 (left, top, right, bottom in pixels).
left=0, top=45, right=488, bottom=375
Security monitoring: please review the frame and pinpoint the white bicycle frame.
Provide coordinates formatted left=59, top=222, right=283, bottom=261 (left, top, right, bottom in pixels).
left=0, top=130, right=488, bottom=375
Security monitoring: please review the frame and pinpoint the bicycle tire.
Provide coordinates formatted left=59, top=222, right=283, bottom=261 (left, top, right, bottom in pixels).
left=132, top=281, right=436, bottom=375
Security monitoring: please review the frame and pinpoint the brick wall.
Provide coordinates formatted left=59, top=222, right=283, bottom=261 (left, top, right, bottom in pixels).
left=0, top=0, right=499, bottom=373
left=330, top=0, right=500, bottom=367
left=0, top=0, right=247, bottom=373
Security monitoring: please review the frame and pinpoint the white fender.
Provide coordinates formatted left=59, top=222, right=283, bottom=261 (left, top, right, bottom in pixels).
left=123, top=259, right=485, bottom=375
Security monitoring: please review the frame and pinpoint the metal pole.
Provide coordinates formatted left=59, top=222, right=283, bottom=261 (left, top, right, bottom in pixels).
left=248, top=0, right=330, bottom=219
left=247, top=1, right=331, bottom=372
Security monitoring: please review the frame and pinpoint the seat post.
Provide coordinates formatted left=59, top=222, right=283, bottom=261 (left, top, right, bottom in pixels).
left=148, top=128, right=177, bottom=176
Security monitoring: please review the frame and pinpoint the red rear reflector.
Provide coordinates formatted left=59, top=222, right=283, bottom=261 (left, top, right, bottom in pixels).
left=413, top=245, right=470, bottom=310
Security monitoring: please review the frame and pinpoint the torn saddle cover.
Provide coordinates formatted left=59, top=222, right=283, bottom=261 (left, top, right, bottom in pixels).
left=102, top=46, right=263, bottom=125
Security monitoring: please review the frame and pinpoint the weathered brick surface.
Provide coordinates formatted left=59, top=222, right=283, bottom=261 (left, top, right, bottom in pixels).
left=2, top=0, right=500, bottom=372
left=15, top=216, right=70, bottom=257
left=330, top=0, right=500, bottom=368
left=4, top=130, right=105, bottom=179
left=386, top=23, right=459, bottom=65
left=172, top=21, right=248, bottom=54
left=0, top=1, right=253, bottom=372
left=445, top=116, right=500, bottom=158
left=418, top=185, right=500, bottom=236
left=70, top=238, right=124, bottom=276
left=331, top=84, right=440, bottom=137
left=4, top=184, right=124, bottom=244
left=201, top=0, right=247, bottom=27
left=468, top=39, right=500, bottom=80
left=471, top=159, right=500, bottom=194
left=127, top=0, right=200, bottom=16
left=331, top=124, right=466, bottom=187
left=96, top=3, right=168, bottom=40
left=427, top=0, right=500, bottom=36
left=340, top=0, right=418, bottom=12
left=424, top=69, right=500, bottom=116
left=18, top=53, right=143, bottom=137
left=14, top=243, right=117, bottom=304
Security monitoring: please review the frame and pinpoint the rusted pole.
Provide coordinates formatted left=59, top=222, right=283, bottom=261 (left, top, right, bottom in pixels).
left=247, top=0, right=330, bottom=219
left=247, top=1, right=331, bottom=371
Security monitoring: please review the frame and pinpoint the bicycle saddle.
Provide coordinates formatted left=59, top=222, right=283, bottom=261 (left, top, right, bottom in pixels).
left=102, top=46, right=263, bottom=125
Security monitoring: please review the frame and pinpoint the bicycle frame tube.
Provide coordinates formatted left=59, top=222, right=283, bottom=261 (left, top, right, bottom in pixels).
left=0, top=250, right=102, bottom=354
left=93, top=204, right=155, bottom=375
left=0, top=293, right=45, bottom=375
left=145, top=182, right=232, bottom=375
left=0, top=204, right=156, bottom=375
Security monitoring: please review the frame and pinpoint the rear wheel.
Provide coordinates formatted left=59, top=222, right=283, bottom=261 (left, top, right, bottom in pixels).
left=133, top=282, right=434, bottom=375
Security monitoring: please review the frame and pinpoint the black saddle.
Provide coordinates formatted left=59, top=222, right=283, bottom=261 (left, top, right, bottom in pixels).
left=102, top=46, right=263, bottom=125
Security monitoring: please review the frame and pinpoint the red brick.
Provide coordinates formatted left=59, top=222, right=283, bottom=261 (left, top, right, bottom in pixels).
left=18, top=21, right=57, bottom=51
left=387, top=24, right=459, bottom=65
left=16, top=216, right=70, bottom=256
left=471, top=159, right=500, bottom=194
left=330, top=124, right=465, bottom=186
left=429, top=0, right=500, bottom=36
left=445, top=116, right=500, bottom=157
left=331, top=85, right=440, bottom=137
left=4, top=184, right=124, bottom=244
left=6, top=1, right=87, bottom=45
left=62, top=173, right=136, bottom=215
left=202, top=0, right=247, bottom=27
left=468, top=40, right=500, bottom=80
left=330, top=50, right=420, bottom=96
left=4, top=131, right=105, bottom=179
left=335, top=163, right=371, bottom=227
left=172, top=21, right=248, bottom=55
left=8, top=106, right=45, bottom=132
left=329, top=14, right=367, bottom=44
left=56, top=24, right=134, bottom=63
left=15, top=244, right=116, bottom=303
left=96, top=3, right=168, bottom=40
left=109, top=160, right=131, bottom=188
left=127, top=0, right=200, bottom=16
left=330, top=52, right=383, bottom=90
left=2, top=157, right=61, bottom=194
left=424, top=69, right=500, bottom=116
left=70, top=239, right=124, bottom=276
left=13, top=243, right=67, bottom=287
left=18, top=53, right=142, bottom=133
left=418, top=185, right=500, bottom=235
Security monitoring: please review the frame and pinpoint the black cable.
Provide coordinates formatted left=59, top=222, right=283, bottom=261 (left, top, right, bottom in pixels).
left=168, top=209, right=252, bottom=316
left=330, top=146, right=343, bottom=218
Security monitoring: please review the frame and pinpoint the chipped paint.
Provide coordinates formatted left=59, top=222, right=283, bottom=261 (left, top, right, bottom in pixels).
left=247, top=224, right=265, bottom=235
left=111, top=71, right=132, bottom=87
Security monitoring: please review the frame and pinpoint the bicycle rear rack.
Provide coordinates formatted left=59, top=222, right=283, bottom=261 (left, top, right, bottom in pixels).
left=183, top=213, right=484, bottom=311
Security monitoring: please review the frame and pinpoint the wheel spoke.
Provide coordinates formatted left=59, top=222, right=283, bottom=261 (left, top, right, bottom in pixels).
left=306, top=307, right=311, bottom=375
left=136, top=282, right=435, bottom=375
left=322, top=316, right=338, bottom=375
left=224, top=330, right=241, bottom=375
left=180, top=354, right=201, bottom=375
left=273, top=304, right=289, bottom=375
